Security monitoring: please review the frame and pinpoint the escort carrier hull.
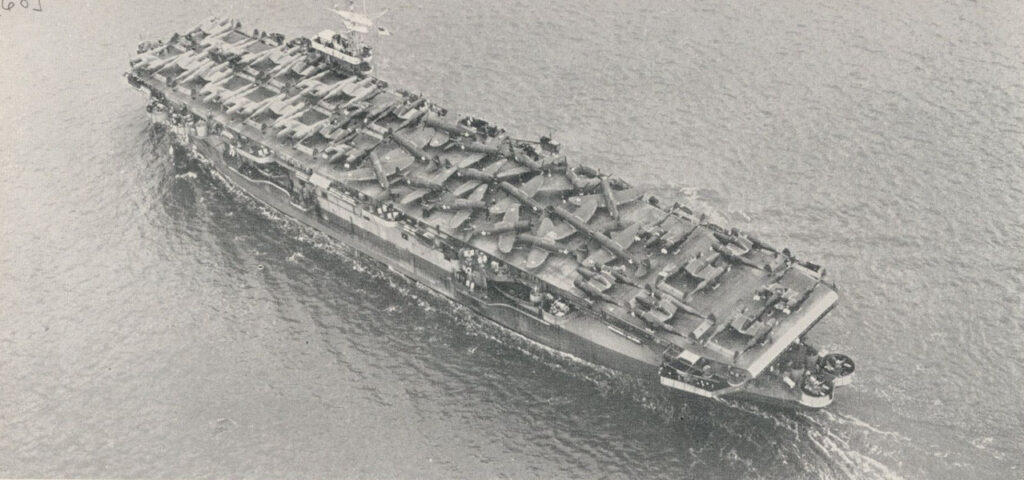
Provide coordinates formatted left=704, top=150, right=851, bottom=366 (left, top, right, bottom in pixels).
left=126, top=18, right=855, bottom=409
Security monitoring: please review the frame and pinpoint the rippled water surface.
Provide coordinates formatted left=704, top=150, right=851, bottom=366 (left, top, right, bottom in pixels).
left=1, top=1, right=1022, bottom=478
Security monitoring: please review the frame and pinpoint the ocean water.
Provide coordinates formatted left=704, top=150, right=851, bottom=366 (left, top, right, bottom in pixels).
left=1, top=1, right=1022, bottom=478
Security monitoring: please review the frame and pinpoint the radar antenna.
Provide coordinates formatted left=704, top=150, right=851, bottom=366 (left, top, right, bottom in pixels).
left=328, top=2, right=391, bottom=36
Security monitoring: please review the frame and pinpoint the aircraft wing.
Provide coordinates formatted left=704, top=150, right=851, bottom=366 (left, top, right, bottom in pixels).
left=405, top=126, right=439, bottom=147
left=332, top=151, right=413, bottom=183
left=399, top=188, right=431, bottom=205
left=525, top=247, right=550, bottom=270
left=430, top=165, right=459, bottom=184
left=537, top=199, right=595, bottom=241
left=334, top=167, right=376, bottom=182
left=524, top=217, right=558, bottom=269
left=574, top=196, right=599, bottom=223
left=378, top=148, right=416, bottom=170
left=450, top=158, right=505, bottom=197
left=521, top=175, right=544, bottom=196
left=448, top=210, right=473, bottom=230
left=538, top=174, right=576, bottom=195
left=494, top=164, right=532, bottom=181
left=583, top=222, right=640, bottom=266
left=612, top=222, right=641, bottom=247
left=428, top=131, right=449, bottom=148
left=455, top=152, right=488, bottom=169
left=497, top=205, right=520, bottom=254
left=451, top=179, right=482, bottom=197
left=448, top=184, right=488, bottom=229
left=488, top=174, right=544, bottom=214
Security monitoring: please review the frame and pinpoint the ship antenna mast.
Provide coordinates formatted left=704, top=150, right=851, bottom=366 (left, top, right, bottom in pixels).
left=323, top=1, right=392, bottom=72
left=328, top=2, right=391, bottom=37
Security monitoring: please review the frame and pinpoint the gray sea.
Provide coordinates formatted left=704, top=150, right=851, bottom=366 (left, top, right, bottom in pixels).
left=1, top=1, right=1022, bottom=478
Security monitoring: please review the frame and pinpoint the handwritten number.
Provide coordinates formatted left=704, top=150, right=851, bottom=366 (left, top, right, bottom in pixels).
left=0, top=0, right=41, bottom=14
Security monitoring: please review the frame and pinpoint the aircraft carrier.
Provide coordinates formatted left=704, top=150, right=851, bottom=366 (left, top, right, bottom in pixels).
left=125, top=16, right=855, bottom=409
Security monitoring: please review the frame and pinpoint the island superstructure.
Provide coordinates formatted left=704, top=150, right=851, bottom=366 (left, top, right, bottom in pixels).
left=126, top=17, right=855, bottom=408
